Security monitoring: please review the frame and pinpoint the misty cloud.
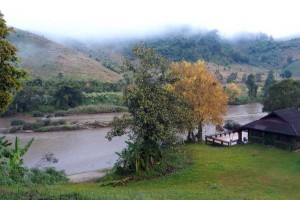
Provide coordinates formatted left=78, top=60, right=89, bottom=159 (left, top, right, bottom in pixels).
left=1, top=0, right=300, bottom=40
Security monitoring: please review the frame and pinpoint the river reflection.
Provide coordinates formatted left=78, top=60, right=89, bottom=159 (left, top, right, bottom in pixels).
left=0, top=103, right=266, bottom=175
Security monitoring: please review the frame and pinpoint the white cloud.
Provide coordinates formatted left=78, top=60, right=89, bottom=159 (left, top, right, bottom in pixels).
left=1, top=0, right=300, bottom=39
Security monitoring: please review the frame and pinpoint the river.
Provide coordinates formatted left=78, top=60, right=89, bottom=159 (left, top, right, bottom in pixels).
left=0, top=103, right=266, bottom=175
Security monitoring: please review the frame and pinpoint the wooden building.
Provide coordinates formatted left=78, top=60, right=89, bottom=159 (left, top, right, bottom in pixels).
left=240, top=108, right=300, bottom=151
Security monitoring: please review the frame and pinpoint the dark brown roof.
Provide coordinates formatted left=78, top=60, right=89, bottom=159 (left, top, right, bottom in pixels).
left=241, top=108, right=300, bottom=136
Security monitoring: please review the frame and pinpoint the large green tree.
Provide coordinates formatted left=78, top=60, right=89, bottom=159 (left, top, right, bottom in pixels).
left=263, top=79, right=300, bottom=112
left=0, top=11, right=27, bottom=114
left=106, top=45, right=191, bottom=175
left=53, top=81, right=83, bottom=110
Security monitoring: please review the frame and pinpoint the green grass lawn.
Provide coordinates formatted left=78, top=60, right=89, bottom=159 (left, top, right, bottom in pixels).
left=2, top=144, right=300, bottom=200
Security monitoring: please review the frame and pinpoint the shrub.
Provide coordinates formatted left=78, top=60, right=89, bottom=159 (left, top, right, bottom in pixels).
left=58, top=119, right=67, bottom=125
left=83, top=92, right=124, bottom=106
left=223, top=120, right=241, bottom=131
left=43, top=119, right=51, bottom=126
left=49, top=119, right=67, bottom=126
left=27, top=167, right=68, bottom=184
left=9, top=126, right=22, bottom=133
left=10, top=119, right=25, bottom=126
left=35, top=124, right=80, bottom=132
left=65, top=105, right=128, bottom=114
left=32, top=111, right=44, bottom=117
left=22, top=122, right=32, bottom=130
left=54, top=111, right=68, bottom=117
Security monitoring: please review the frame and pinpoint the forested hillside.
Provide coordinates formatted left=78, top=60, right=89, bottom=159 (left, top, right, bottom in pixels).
left=8, top=28, right=300, bottom=80
left=60, top=28, right=300, bottom=78
left=138, top=30, right=300, bottom=69
left=8, top=29, right=122, bottom=81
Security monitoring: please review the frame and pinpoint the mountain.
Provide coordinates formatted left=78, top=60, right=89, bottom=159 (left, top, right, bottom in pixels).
left=49, top=28, right=300, bottom=80
left=138, top=31, right=300, bottom=69
left=57, top=38, right=127, bottom=73
left=8, top=29, right=122, bottom=81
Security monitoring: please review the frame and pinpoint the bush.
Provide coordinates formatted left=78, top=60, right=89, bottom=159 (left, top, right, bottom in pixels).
left=103, top=146, right=192, bottom=184
left=0, top=166, right=68, bottom=186
left=83, top=92, right=124, bottom=106
left=49, top=119, right=67, bottom=126
left=27, top=167, right=68, bottom=184
left=22, top=122, right=33, bottom=130
left=0, top=165, right=14, bottom=185
left=65, top=105, right=128, bottom=114
left=54, top=111, right=68, bottom=117
left=35, top=124, right=81, bottom=132
left=10, top=119, right=25, bottom=126
left=223, top=120, right=241, bottom=131
left=9, top=126, right=22, bottom=133
left=32, top=111, right=44, bottom=117
left=236, top=95, right=252, bottom=104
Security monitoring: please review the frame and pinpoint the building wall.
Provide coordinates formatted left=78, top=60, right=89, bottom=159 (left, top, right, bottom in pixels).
left=248, top=130, right=300, bottom=150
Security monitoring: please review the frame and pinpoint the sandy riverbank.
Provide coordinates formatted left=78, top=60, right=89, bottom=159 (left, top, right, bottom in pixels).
left=68, top=170, right=107, bottom=183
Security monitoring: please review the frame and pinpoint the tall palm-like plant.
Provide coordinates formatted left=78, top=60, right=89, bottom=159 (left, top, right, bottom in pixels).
left=0, top=136, right=34, bottom=181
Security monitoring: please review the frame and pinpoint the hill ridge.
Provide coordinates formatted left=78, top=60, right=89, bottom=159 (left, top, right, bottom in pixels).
left=8, top=28, right=122, bottom=81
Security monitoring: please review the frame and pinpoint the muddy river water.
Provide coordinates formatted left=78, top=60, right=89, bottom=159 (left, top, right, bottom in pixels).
left=0, top=103, right=266, bottom=175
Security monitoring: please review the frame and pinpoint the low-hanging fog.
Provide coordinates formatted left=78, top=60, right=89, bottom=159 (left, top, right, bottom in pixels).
left=1, top=0, right=300, bottom=43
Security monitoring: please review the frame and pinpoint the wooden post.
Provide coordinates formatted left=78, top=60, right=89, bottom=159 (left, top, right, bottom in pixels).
left=238, top=131, right=242, bottom=144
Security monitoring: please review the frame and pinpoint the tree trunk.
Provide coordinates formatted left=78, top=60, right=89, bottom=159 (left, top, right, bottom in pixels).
left=196, top=125, right=203, bottom=142
left=187, top=129, right=196, bottom=143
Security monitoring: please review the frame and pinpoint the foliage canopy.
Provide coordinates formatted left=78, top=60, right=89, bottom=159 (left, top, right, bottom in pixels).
left=168, top=60, right=228, bottom=141
left=107, top=45, right=191, bottom=174
left=225, top=83, right=241, bottom=103
left=0, top=12, right=27, bottom=113
left=263, top=79, right=300, bottom=112
left=262, top=70, right=276, bottom=97
left=246, top=74, right=258, bottom=98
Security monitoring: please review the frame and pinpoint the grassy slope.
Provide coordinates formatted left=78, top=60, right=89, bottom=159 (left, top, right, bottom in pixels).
left=8, top=29, right=122, bottom=81
left=284, top=59, right=300, bottom=79
left=206, top=62, right=270, bottom=84
left=4, top=144, right=300, bottom=200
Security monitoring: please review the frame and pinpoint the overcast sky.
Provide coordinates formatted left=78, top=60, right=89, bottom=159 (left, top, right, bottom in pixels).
left=1, top=0, right=300, bottom=39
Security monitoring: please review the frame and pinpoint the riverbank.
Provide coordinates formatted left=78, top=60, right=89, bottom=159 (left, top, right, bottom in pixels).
left=68, top=170, right=106, bottom=183
left=0, top=103, right=266, bottom=175
left=2, top=143, right=300, bottom=200
left=0, top=112, right=125, bottom=129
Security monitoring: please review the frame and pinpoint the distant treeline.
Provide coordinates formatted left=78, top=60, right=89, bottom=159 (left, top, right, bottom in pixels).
left=3, top=78, right=126, bottom=115
left=122, top=30, right=300, bottom=68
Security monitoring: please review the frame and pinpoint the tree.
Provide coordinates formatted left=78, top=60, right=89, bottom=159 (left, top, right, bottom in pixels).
left=246, top=74, right=258, bottom=98
left=226, top=72, right=238, bottom=83
left=280, top=70, right=292, bottom=79
left=287, top=56, right=293, bottom=64
left=168, top=60, right=228, bottom=142
left=262, top=70, right=276, bottom=97
left=255, top=73, right=263, bottom=82
left=106, top=45, right=191, bottom=175
left=0, top=12, right=27, bottom=114
left=225, top=83, right=241, bottom=104
left=242, top=74, right=247, bottom=83
left=263, top=79, right=300, bottom=112
left=53, top=81, right=83, bottom=110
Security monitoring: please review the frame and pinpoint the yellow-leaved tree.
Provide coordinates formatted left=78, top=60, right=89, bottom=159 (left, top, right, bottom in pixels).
left=168, top=60, right=228, bottom=142
left=225, top=83, right=241, bottom=104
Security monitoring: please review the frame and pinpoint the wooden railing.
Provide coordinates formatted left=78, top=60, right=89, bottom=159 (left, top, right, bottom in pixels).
left=205, top=132, right=239, bottom=146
